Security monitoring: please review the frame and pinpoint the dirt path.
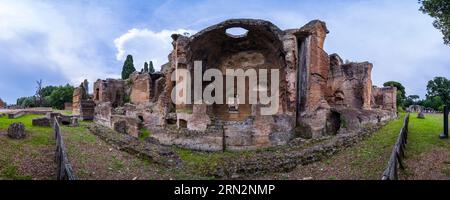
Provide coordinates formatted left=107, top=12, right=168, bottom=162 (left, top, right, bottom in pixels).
left=60, top=122, right=179, bottom=180
left=64, top=132, right=176, bottom=180
left=401, top=147, right=450, bottom=180
left=253, top=145, right=390, bottom=180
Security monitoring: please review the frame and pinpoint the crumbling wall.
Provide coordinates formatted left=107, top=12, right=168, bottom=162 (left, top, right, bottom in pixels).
left=187, top=19, right=287, bottom=119
left=0, top=98, right=5, bottom=108
left=292, top=20, right=332, bottom=139
left=94, top=102, right=112, bottom=127
left=170, top=19, right=292, bottom=148
left=282, top=30, right=299, bottom=114
left=130, top=72, right=152, bottom=104
left=72, top=84, right=88, bottom=115
left=72, top=81, right=95, bottom=120
left=94, top=102, right=143, bottom=137
left=327, top=54, right=373, bottom=109
left=187, top=105, right=211, bottom=131
left=79, top=100, right=95, bottom=120
left=372, top=86, right=397, bottom=111
left=110, top=115, right=141, bottom=137
left=93, top=79, right=125, bottom=108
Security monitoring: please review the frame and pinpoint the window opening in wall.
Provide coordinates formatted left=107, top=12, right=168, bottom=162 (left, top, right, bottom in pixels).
left=225, top=27, right=249, bottom=38
left=228, top=94, right=239, bottom=113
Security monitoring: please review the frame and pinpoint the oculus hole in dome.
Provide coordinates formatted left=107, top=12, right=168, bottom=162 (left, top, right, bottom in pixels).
left=225, top=27, right=249, bottom=38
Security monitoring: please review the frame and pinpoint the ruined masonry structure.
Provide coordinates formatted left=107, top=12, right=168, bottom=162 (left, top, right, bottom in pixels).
left=72, top=80, right=95, bottom=120
left=0, top=98, right=5, bottom=108
left=86, top=19, right=397, bottom=151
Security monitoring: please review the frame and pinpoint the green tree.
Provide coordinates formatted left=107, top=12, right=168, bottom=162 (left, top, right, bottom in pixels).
left=144, top=62, right=149, bottom=73
left=0, top=98, right=6, bottom=107
left=383, top=81, right=406, bottom=108
left=149, top=61, right=155, bottom=73
left=17, top=84, right=74, bottom=109
left=16, top=97, right=27, bottom=107
left=46, top=84, right=75, bottom=109
left=419, top=0, right=450, bottom=45
left=121, top=55, right=136, bottom=79
left=40, top=86, right=57, bottom=97
left=17, top=96, right=36, bottom=108
left=409, top=95, right=420, bottom=101
left=426, top=76, right=450, bottom=105
left=421, top=96, right=444, bottom=111
left=404, top=95, right=420, bottom=107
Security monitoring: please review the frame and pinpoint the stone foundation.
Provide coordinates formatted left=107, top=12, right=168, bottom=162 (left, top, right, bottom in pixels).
left=88, top=123, right=180, bottom=166
left=79, top=100, right=95, bottom=121
left=32, top=117, right=51, bottom=127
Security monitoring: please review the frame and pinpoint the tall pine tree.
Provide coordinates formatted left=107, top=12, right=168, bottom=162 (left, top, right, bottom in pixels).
left=121, top=55, right=136, bottom=79
left=144, top=62, right=149, bottom=72
left=149, top=61, right=155, bottom=73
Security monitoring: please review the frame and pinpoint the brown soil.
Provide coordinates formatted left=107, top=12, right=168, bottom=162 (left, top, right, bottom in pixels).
left=15, top=146, right=55, bottom=180
left=0, top=135, right=55, bottom=180
left=401, top=148, right=450, bottom=180
left=63, top=133, right=176, bottom=180
left=253, top=148, right=387, bottom=180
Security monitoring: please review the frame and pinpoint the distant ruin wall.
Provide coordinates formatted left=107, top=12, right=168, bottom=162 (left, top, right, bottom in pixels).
left=0, top=98, right=5, bottom=108
left=93, top=79, right=125, bottom=108
left=372, top=86, right=397, bottom=111
left=72, top=86, right=86, bottom=115
left=130, top=73, right=152, bottom=104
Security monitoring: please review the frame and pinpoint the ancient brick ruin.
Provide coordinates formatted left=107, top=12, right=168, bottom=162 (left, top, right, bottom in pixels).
left=83, top=19, right=397, bottom=152
left=72, top=81, right=95, bottom=120
left=0, top=98, right=5, bottom=108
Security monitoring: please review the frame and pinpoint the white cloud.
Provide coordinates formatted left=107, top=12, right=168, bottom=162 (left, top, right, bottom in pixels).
left=321, top=0, right=450, bottom=98
left=1, top=0, right=449, bottom=102
left=148, top=0, right=450, bottom=98
left=0, top=0, right=120, bottom=89
left=114, top=28, right=196, bottom=71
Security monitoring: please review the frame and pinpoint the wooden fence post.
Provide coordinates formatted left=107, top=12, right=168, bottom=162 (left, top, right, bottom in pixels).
left=381, top=113, right=409, bottom=180
left=54, top=117, right=76, bottom=180
left=440, top=106, right=448, bottom=139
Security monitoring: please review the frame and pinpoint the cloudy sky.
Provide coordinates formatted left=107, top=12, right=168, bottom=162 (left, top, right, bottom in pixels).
left=0, top=0, right=449, bottom=104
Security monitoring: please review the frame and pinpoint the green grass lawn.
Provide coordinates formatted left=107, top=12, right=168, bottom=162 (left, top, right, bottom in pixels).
left=0, top=114, right=178, bottom=180
left=407, top=113, right=449, bottom=155
left=401, top=113, right=450, bottom=179
left=333, top=112, right=449, bottom=179
left=261, top=112, right=449, bottom=180
left=164, top=112, right=450, bottom=180
left=337, top=113, right=410, bottom=179
left=0, top=114, right=54, bottom=180
left=1, top=112, right=448, bottom=180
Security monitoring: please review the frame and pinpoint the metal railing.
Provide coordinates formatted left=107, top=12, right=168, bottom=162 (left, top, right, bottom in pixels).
left=54, top=117, right=76, bottom=180
left=381, top=113, right=409, bottom=180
